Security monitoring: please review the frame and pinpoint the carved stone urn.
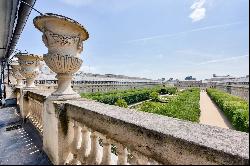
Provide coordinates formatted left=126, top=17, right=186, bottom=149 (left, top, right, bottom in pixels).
left=9, top=59, right=25, bottom=88
left=33, top=13, right=89, bottom=99
left=16, top=53, right=43, bottom=89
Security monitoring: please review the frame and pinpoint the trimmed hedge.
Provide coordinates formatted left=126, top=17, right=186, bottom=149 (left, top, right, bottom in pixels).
left=80, top=86, right=178, bottom=106
left=139, top=88, right=200, bottom=122
left=158, top=87, right=177, bottom=95
left=207, top=88, right=249, bottom=132
left=115, top=99, right=128, bottom=108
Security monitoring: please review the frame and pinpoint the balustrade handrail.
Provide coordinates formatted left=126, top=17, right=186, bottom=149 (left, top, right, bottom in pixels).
left=27, top=91, right=48, bottom=102
left=53, top=98, right=249, bottom=165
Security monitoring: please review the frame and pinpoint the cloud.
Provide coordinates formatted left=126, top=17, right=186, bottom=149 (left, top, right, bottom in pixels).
left=189, top=0, right=206, bottom=22
left=125, top=21, right=244, bottom=43
left=196, top=54, right=249, bottom=65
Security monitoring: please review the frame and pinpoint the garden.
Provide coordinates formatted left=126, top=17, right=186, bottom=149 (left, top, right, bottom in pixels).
left=81, top=86, right=201, bottom=122
left=80, top=86, right=177, bottom=106
left=136, top=88, right=200, bottom=122
left=81, top=86, right=249, bottom=132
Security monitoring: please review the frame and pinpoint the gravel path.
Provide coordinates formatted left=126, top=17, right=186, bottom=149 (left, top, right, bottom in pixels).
left=199, top=91, right=233, bottom=129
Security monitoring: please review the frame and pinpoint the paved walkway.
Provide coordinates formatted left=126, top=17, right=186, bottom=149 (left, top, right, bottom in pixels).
left=199, top=91, right=233, bottom=129
left=0, top=106, right=51, bottom=165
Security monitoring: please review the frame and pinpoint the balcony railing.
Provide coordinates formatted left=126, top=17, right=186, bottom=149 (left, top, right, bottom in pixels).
left=15, top=87, right=249, bottom=165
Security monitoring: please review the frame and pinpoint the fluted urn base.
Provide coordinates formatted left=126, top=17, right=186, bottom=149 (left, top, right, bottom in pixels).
left=49, top=73, right=80, bottom=100
left=24, top=78, right=38, bottom=90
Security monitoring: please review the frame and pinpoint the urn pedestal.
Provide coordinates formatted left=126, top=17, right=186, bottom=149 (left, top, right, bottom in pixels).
left=33, top=13, right=89, bottom=100
left=10, top=60, right=25, bottom=88
left=16, top=53, right=43, bottom=90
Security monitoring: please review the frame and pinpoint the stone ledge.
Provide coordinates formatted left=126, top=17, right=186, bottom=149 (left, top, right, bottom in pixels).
left=61, top=99, right=249, bottom=164
left=26, top=90, right=53, bottom=102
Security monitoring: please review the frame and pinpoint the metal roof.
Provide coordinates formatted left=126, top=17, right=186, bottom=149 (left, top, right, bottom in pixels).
left=0, top=0, right=36, bottom=61
left=0, top=0, right=19, bottom=60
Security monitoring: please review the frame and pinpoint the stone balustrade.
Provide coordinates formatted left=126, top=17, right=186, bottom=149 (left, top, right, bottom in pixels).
left=14, top=89, right=249, bottom=165
left=26, top=91, right=48, bottom=134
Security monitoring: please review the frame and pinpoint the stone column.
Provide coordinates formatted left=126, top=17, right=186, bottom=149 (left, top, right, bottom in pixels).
left=16, top=53, right=43, bottom=89
left=10, top=59, right=25, bottom=88
left=33, top=13, right=89, bottom=100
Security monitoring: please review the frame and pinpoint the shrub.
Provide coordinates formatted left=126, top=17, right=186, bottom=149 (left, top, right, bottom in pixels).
left=166, top=87, right=177, bottom=95
left=158, top=87, right=177, bottom=95
left=150, top=91, right=159, bottom=101
left=115, top=99, right=128, bottom=108
left=160, top=88, right=167, bottom=94
left=81, top=87, right=162, bottom=105
left=207, top=88, right=249, bottom=132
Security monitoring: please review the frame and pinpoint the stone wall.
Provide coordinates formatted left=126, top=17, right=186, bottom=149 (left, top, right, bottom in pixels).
left=33, top=82, right=160, bottom=93
left=216, top=85, right=249, bottom=101
left=72, top=83, right=159, bottom=93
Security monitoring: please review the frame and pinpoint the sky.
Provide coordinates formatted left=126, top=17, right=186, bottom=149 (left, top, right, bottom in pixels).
left=16, top=0, right=249, bottom=80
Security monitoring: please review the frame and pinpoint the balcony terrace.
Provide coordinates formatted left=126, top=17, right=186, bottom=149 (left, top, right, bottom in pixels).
left=0, top=85, right=248, bottom=165
left=0, top=1, right=249, bottom=165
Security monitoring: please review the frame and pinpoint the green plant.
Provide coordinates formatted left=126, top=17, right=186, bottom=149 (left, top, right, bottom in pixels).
left=115, top=98, right=128, bottom=108
left=158, top=87, right=177, bottom=95
left=139, top=88, right=200, bottom=122
left=207, top=88, right=249, bottom=132
left=150, top=91, right=159, bottom=101
left=160, top=88, right=167, bottom=94
left=81, top=87, right=161, bottom=105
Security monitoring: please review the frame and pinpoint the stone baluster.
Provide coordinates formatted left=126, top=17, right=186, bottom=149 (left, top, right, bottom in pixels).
left=100, top=136, right=112, bottom=165
left=78, top=125, right=91, bottom=164
left=32, top=100, right=35, bottom=120
left=36, top=103, right=40, bottom=125
left=27, top=98, right=31, bottom=118
left=37, top=102, right=41, bottom=127
left=148, top=158, right=160, bottom=165
left=39, top=103, right=43, bottom=130
left=31, top=99, right=34, bottom=119
left=69, top=121, right=81, bottom=165
left=31, top=100, right=35, bottom=122
left=131, top=151, right=149, bottom=165
left=117, top=144, right=128, bottom=165
left=34, top=101, right=38, bottom=124
left=38, top=102, right=41, bottom=127
left=35, top=101, right=39, bottom=125
left=87, top=131, right=102, bottom=164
